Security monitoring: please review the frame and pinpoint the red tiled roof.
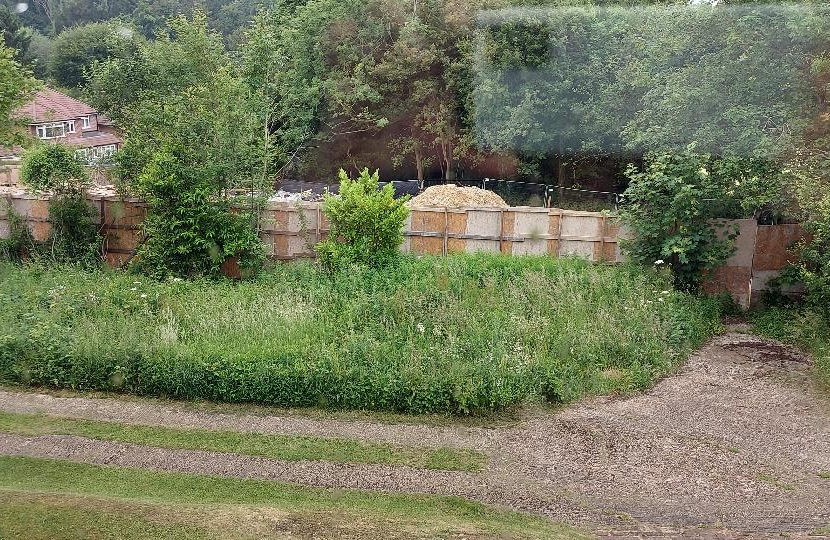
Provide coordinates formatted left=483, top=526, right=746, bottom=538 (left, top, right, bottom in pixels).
left=13, top=88, right=97, bottom=124
left=69, top=132, right=123, bottom=149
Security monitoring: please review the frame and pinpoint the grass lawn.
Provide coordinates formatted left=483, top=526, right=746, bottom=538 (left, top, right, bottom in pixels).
left=0, top=255, right=721, bottom=414
left=0, top=456, right=592, bottom=539
left=0, top=410, right=485, bottom=471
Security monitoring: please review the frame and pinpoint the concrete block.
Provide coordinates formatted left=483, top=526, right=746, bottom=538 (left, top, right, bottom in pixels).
left=466, top=210, right=502, bottom=237
left=703, top=266, right=752, bottom=309
left=513, top=211, right=549, bottom=240
left=560, top=215, right=602, bottom=238
left=753, top=224, right=804, bottom=271
left=718, top=219, right=757, bottom=268
left=465, top=239, right=500, bottom=253
left=105, top=228, right=141, bottom=251
left=511, top=239, right=547, bottom=255
left=559, top=240, right=595, bottom=260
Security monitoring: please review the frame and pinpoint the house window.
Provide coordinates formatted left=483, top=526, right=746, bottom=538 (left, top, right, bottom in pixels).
left=87, top=144, right=117, bottom=164
left=81, top=116, right=91, bottom=129
left=35, top=122, right=66, bottom=139
left=65, top=120, right=75, bottom=133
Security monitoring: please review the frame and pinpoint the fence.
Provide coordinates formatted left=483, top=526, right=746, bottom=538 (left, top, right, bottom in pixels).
left=0, top=192, right=802, bottom=308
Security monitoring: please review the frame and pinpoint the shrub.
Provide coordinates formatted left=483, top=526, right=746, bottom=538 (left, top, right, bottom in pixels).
left=783, top=150, right=830, bottom=324
left=20, top=144, right=101, bottom=266
left=620, top=150, right=780, bottom=291
left=0, top=255, right=721, bottom=415
left=316, top=168, right=409, bottom=271
left=130, top=146, right=264, bottom=278
left=0, top=204, right=34, bottom=262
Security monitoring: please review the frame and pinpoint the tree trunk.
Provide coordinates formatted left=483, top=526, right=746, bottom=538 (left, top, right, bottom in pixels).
left=414, top=145, right=424, bottom=190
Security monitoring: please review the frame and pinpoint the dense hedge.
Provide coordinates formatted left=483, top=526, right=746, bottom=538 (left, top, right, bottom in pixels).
left=0, top=255, right=721, bottom=414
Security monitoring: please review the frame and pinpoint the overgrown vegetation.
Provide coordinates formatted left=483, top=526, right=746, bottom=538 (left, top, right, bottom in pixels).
left=751, top=308, right=830, bottom=387
left=0, top=255, right=720, bottom=415
left=131, top=145, right=264, bottom=278
left=620, top=150, right=780, bottom=290
left=316, top=168, right=410, bottom=271
left=19, top=144, right=101, bottom=267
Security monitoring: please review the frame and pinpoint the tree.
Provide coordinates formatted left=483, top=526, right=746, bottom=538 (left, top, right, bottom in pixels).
left=87, top=11, right=266, bottom=276
left=0, top=43, right=39, bottom=148
left=49, top=22, right=140, bottom=88
left=620, top=149, right=782, bottom=290
left=0, top=5, right=32, bottom=57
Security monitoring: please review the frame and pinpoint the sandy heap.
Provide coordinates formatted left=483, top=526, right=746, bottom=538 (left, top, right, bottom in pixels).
left=407, top=184, right=509, bottom=208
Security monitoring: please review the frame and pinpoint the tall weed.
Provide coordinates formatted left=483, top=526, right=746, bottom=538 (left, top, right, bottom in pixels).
left=0, top=256, right=721, bottom=414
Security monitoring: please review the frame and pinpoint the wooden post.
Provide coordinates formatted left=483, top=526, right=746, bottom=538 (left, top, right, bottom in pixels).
left=443, top=207, right=448, bottom=256
left=598, top=215, right=606, bottom=262
left=499, top=209, right=505, bottom=254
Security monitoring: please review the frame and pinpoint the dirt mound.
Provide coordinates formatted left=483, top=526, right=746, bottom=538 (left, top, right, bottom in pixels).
left=407, top=184, right=509, bottom=208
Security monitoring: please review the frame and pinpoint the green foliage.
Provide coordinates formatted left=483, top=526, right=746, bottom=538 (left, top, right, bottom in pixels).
left=20, top=144, right=89, bottom=195
left=316, top=168, right=409, bottom=271
left=20, top=145, right=101, bottom=267
left=0, top=203, right=34, bottom=262
left=44, top=195, right=102, bottom=267
left=86, top=12, right=267, bottom=278
left=0, top=5, right=31, bottom=57
left=620, top=150, right=782, bottom=290
left=0, top=255, right=721, bottom=415
left=0, top=43, right=38, bottom=148
left=131, top=146, right=264, bottom=278
left=783, top=155, right=830, bottom=324
left=48, top=22, right=140, bottom=89
left=473, top=4, right=824, bottom=164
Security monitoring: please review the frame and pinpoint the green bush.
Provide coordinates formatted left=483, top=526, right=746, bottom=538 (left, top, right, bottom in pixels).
left=0, top=255, right=721, bottom=415
left=620, top=150, right=780, bottom=291
left=316, top=168, right=409, bottom=271
left=131, top=146, right=265, bottom=278
left=20, top=144, right=101, bottom=266
left=0, top=204, right=34, bottom=262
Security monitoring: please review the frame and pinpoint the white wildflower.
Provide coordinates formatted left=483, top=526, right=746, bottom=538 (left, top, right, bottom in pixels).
left=129, top=287, right=137, bottom=291
left=654, top=259, right=665, bottom=265
left=417, top=323, right=425, bottom=333
left=140, top=294, right=147, bottom=299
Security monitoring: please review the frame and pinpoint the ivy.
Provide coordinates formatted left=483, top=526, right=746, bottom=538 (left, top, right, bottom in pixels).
left=19, top=144, right=102, bottom=267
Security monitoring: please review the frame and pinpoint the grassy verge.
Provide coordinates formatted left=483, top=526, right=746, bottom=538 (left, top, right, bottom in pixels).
left=751, top=307, right=830, bottom=388
left=0, top=411, right=485, bottom=471
left=0, top=456, right=591, bottom=539
left=0, top=255, right=721, bottom=415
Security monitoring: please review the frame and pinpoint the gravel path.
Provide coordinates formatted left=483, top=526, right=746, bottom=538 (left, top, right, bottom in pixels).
left=1, top=332, right=829, bottom=538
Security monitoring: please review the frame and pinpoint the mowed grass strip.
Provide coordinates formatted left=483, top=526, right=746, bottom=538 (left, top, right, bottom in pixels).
left=0, top=411, right=485, bottom=472
left=0, top=456, right=591, bottom=540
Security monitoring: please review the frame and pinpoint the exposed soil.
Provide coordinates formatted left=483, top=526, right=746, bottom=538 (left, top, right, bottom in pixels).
left=1, top=332, right=829, bottom=539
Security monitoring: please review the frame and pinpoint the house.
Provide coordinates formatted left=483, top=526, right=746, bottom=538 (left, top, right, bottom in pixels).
left=13, top=88, right=123, bottom=164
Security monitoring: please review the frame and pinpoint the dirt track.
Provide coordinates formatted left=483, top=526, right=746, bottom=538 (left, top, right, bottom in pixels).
left=1, top=331, right=829, bottom=538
